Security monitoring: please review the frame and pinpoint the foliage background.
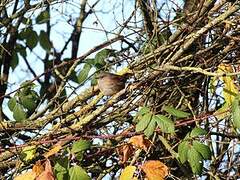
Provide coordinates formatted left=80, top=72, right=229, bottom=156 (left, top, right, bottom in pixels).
left=1, top=0, right=240, bottom=179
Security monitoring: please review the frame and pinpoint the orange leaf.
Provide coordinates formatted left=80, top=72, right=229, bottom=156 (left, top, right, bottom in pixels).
left=32, top=161, right=44, bottom=176
left=44, top=144, right=61, bottom=158
left=129, top=135, right=151, bottom=151
left=36, top=159, right=55, bottom=180
left=119, top=166, right=136, bottom=180
left=14, top=171, right=36, bottom=180
left=141, top=160, right=169, bottom=180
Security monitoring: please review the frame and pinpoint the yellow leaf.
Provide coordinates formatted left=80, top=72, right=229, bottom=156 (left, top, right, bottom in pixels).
left=141, top=160, right=169, bottom=180
left=14, top=171, right=36, bottom=180
left=223, top=76, right=238, bottom=105
left=120, top=166, right=136, bottom=180
left=217, top=64, right=238, bottom=105
left=44, top=144, right=61, bottom=158
left=213, top=103, right=230, bottom=120
left=22, top=145, right=36, bottom=162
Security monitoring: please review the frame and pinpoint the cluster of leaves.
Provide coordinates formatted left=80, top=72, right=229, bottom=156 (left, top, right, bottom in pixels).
left=178, top=128, right=211, bottom=174
left=11, top=10, right=52, bottom=71
left=15, top=139, right=92, bottom=180
left=135, top=106, right=190, bottom=137
left=8, top=81, right=39, bottom=121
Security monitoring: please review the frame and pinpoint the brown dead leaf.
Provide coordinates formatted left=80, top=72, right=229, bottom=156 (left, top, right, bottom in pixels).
left=141, top=160, right=169, bottom=180
left=117, top=144, right=134, bottom=164
left=129, top=135, right=151, bottom=151
left=44, top=144, right=61, bottom=158
left=32, top=161, right=44, bottom=177
left=36, top=159, right=55, bottom=180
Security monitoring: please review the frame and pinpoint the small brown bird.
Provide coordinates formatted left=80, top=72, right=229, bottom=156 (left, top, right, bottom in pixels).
left=97, top=72, right=127, bottom=96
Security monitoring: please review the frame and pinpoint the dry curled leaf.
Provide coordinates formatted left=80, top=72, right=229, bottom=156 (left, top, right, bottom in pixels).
left=36, top=159, right=55, bottom=180
left=141, top=160, right=169, bottom=180
left=129, top=135, right=151, bottom=151
left=117, top=144, right=134, bottom=164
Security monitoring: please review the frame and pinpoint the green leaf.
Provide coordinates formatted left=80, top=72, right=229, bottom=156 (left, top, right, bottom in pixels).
left=232, top=95, right=240, bottom=128
left=144, top=119, right=156, bottom=137
left=77, top=63, right=91, bottom=84
left=190, top=128, right=207, bottom=137
left=39, top=30, right=52, bottom=51
left=69, top=166, right=91, bottom=180
left=26, top=29, right=38, bottom=49
left=54, top=157, right=69, bottom=180
left=18, top=28, right=31, bottom=40
left=138, top=106, right=150, bottom=116
left=22, top=17, right=32, bottom=25
left=8, top=97, right=17, bottom=111
left=178, top=141, right=189, bottom=163
left=192, top=141, right=211, bottom=160
left=13, top=104, right=27, bottom=121
left=154, top=115, right=175, bottom=133
left=16, top=44, right=27, bottom=58
left=71, top=140, right=91, bottom=153
left=163, top=106, right=190, bottom=118
left=36, top=10, right=50, bottom=24
left=69, top=71, right=79, bottom=83
left=187, top=146, right=203, bottom=174
left=135, top=113, right=152, bottom=132
left=94, top=49, right=115, bottom=68
left=91, top=74, right=97, bottom=86
left=19, top=94, right=37, bottom=112
left=10, top=51, right=19, bottom=70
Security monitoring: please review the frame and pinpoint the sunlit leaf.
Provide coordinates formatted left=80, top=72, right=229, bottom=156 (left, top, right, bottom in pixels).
left=232, top=95, right=240, bottom=129
left=217, top=64, right=238, bottom=105
left=13, top=104, right=27, bottom=121
left=141, top=160, right=169, bottom=180
left=44, top=144, right=62, bottom=158
left=71, top=140, right=91, bottom=153
left=119, top=166, right=136, bottom=180
left=8, top=97, right=17, bottom=111
left=14, top=171, right=36, bottom=180
left=21, top=146, right=36, bottom=162
left=69, top=166, right=91, bottom=180
left=136, top=113, right=152, bottom=132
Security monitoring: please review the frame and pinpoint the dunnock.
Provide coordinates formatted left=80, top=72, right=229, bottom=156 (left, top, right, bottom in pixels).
left=97, top=72, right=127, bottom=96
